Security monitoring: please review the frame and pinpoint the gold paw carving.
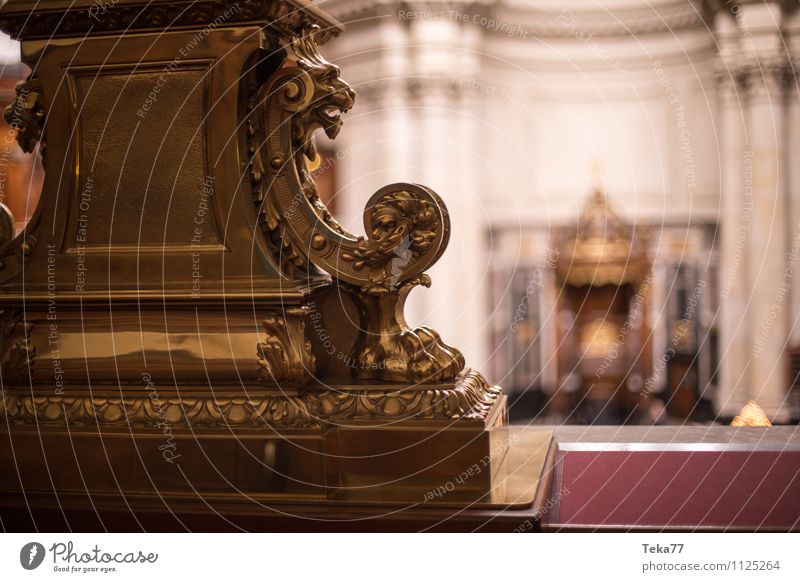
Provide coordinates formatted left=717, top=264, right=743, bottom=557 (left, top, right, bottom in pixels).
left=351, top=279, right=464, bottom=383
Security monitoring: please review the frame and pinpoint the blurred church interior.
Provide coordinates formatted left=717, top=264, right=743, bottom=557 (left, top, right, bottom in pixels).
left=2, top=0, right=798, bottom=426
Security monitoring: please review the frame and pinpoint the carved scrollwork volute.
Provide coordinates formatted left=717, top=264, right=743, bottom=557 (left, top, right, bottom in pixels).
left=3, top=76, right=45, bottom=163
left=246, top=26, right=465, bottom=383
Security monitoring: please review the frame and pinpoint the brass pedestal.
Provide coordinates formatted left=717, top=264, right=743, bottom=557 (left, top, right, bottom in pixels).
left=1, top=375, right=516, bottom=502
left=0, top=0, right=524, bottom=526
left=0, top=426, right=553, bottom=531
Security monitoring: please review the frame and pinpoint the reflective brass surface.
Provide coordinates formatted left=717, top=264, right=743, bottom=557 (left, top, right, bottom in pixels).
left=0, top=424, right=552, bottom=509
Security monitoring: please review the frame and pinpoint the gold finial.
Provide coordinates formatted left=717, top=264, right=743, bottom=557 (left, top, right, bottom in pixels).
left=731, top=401, right=773, bottom=427
left=589, top=159, right=605, bottom=192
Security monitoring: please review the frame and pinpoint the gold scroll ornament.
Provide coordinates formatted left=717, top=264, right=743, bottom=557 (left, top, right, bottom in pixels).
left=247, top=26, right=465, bottom=383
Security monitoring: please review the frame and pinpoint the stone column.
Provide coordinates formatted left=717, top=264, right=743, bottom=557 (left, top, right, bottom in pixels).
left=326, top=11, right=489, bottom=368
left=786, top=7, right=800, bottom=351
left=334, top=18, right=413, bottom=231
left=408, top=15, right=487, bottom=368
left=784, top=5, right=800, bottom=418
left=715, top=1, right=793, bottom=421
left=746, top=62, right=790, bottom=421
left=716, top=72, right=752, bottom=418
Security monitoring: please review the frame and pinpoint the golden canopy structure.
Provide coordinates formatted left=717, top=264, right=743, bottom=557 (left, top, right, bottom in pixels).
left=556, top=188, right=650, bottom=287
left=551, top=189, right=653, bottom=421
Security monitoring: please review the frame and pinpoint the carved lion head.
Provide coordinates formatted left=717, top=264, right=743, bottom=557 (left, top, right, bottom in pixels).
left=290, top=28, right=356, bottom=160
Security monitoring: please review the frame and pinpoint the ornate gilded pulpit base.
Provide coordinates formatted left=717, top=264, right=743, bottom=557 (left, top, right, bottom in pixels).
left=0, top=0, right=544, bottom=524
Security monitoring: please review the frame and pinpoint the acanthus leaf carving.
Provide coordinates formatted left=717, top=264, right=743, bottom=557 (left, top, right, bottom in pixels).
left=316, top=369, right=501, bottom=421
left=0, top=370, right=500, bottom=428
left=257, top=308, right=316, bottom=387
left=0, top=391, right=321, bottom=429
